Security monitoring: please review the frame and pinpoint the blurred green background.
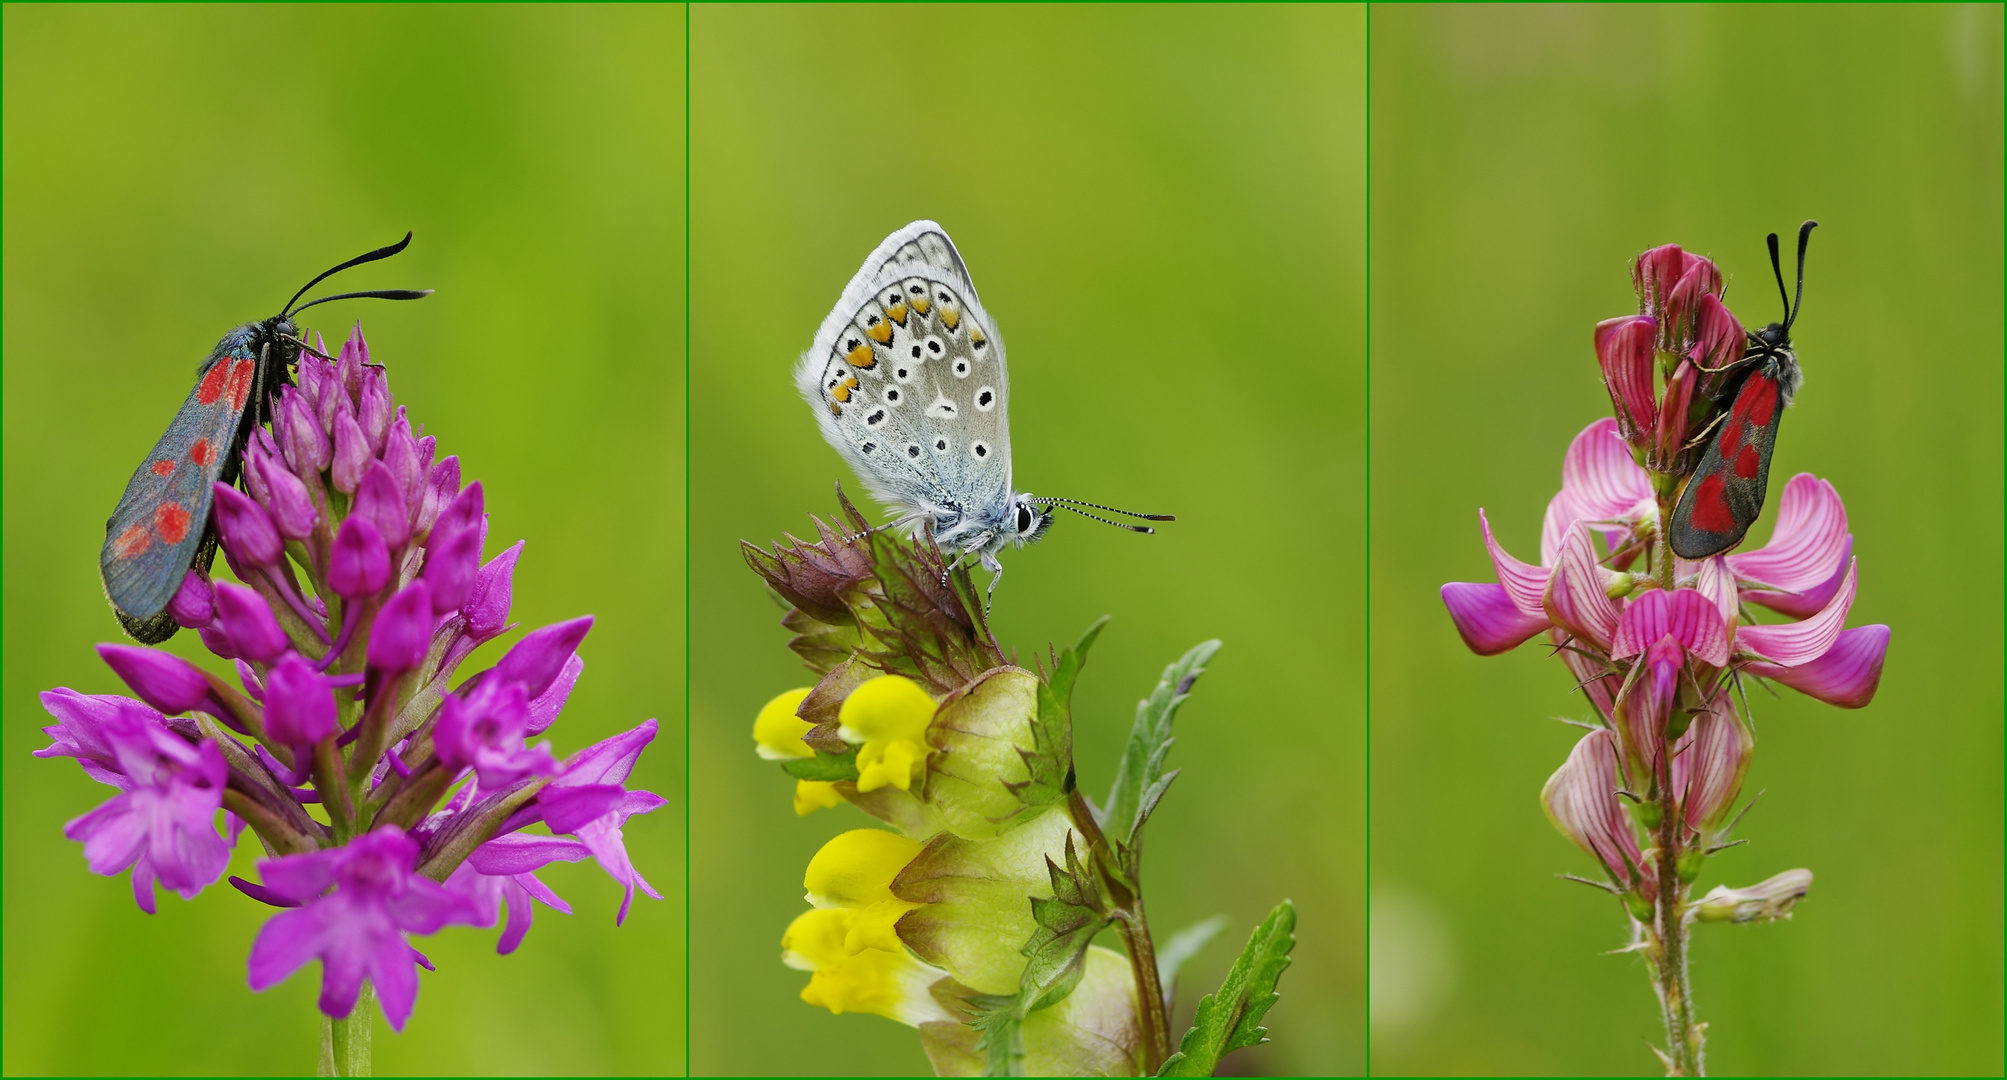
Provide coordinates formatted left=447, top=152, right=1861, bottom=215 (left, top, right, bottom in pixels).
left=3, top=6, right=684, bottom=1075
left=689, top=5, right=1364, bottom=1075
left=1371, top=5, right=2002, bottom=1077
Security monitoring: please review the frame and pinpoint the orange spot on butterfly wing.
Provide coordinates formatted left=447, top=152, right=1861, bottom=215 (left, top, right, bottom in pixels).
left=866, top=320, right=894, bottom=344
left=225, top=359, right=256, bottom=410
left=189, top=438, right=215, bottom=466
left=846, top=343, right=878, bottom=369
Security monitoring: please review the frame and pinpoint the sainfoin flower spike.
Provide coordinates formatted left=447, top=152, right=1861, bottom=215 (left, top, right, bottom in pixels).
left=740, top=489, right=1298, bottom=1076
left=1442, top=237, right=1888, bottom=1076
left=37, top=325, right=662, bottom=1072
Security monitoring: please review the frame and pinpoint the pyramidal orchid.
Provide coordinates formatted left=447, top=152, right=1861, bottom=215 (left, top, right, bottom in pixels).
left=742, top=491, right=1297, bottom=1077
left=1443, top=244, right=1889, bottom=1075
left=38, top=326, right=663, bottom=1074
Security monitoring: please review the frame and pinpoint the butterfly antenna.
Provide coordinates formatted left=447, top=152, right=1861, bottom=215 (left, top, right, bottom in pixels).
left=280, top=232, right=425, bottom=318
left=288, top=288, right=433, bottom=315
left=1053, top=503, right=1155, bottom=534
left=1787, top=219, right=1818, bottom=334
left=1766, top=230, right=1790, bottom=326
left=1031, top=496, right=1175, bottom=522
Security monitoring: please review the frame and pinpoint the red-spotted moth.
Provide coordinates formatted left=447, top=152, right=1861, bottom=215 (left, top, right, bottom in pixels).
left=99, top=234, right=429, bottom=642
left=1667, top=221, right=1817, bottom=560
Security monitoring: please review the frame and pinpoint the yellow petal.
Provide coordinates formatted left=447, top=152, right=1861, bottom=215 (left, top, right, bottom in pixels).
left=838, top=674, right=936, bottom=745
left=804, top=828, right=923, bottom=908
left=780, top=907, right=851, bottom=971
left=793, top=779, right=843, bottom=816
left=855, top=738, right=927, bottom=793
left=844, top=897, right=922, bottom=955
left=753, top=687, right=816, bottom=760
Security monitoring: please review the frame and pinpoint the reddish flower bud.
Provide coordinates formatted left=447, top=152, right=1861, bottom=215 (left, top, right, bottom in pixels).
left=1594, top=315, right=1657, bottom=448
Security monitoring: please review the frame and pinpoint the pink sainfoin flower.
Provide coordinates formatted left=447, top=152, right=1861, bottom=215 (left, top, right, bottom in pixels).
left=37, top=326, right=663, bottom=1037
left=1441, top=241, right=1890, bottom=1074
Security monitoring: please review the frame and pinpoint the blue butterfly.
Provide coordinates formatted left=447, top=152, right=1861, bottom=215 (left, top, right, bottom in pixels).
left=797, top=221, right=1169, bottom=608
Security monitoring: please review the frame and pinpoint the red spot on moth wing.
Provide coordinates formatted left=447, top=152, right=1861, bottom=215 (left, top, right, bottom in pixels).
left=189, top=438, right=215, bottom=466
left=1689, top=474, right=1736, bottom=533
left=1717, top=417, right=1741, bottom=457
left=1734, top=444, right=1761, bottom=479
left=196, top=360, right=230, bottom=405
left=113, top=524, right=151, bottom=558
left=1742, top=376, right=1779, bottom=427
left=151, top=460, right=176, bottom=477
left=153, top=501, right=191, bottom=544
left=226, top=359, right=256, bottom=410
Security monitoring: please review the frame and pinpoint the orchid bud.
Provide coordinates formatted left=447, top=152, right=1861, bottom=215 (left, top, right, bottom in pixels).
left=381, top=414, right=424, bottom=512
left=166, top=570, right=215, bottom=628
left=463, top=540, right=523, bottom=637
left=329, top=409, right=371, bottom=495
left=328, top=516, right=390, bottom=599
left=96, top=644, right=214, bottom=715
left=212, top=483, right=282, bottom=567
left=278, top=389, right=330, bottom=476
left=368, top=581, right=434, bottom=674
left=213, top=581, right=289, bottom=665
left=435, top=481, right=485, bottom=541
left=358, top=365, right=392, bottom=457
left=416, top=454, right=460, bottom=535
left=421, top=524, right=483, bottom=614
left=353, top=462, right=411, bottom=550
left=260, top=451, right=319, bottom=540
left=263, top=654, right=338, bottom=746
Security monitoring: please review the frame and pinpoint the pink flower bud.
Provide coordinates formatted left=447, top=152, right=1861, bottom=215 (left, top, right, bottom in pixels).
left=368, top=581, right=434, bottom=674
left=213, top=581, right=289, bottom=664
left=497, top=615, right=592, bottom=699
left=381, top=415, right=424, bottom=513
left=422, top=525, right=483, bottom=615
left=96, top=644, right=214, bottom=715
left=359, top=366, right=392, bottom=458
left=417, top=455, right=460, bottom=535
left=1594, top=315, right=1657, bottom=448
left=329, top=517, right=391, bottom=599
left=212, top=483, right=282, bottom=567
left=1632, top=243, right=1687, bottom=314
left=436, top=481, right=484, bottom=541
left=330, top=409, right=372, bottom=495
left=167, top=570, right=215, bottom=628
left=1673, top=700, right=1752, bottom=835
left=354, top=462, right=411, bottom=550
left=1655, top=359, right=1696, bottom=461
left=1541, top=728, right=1652, bottom=899
left=277, top=389, right=331, bottom=476
left=261, top=453, right=320, bottom=541
left=263, top=654, right=339, bottom=746
left=241, top=442, right=274, bottom=507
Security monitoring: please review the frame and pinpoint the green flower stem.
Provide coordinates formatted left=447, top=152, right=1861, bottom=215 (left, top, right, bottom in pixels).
left=1650, top=533, right=1702, bottom=1076
left=1069, top=787, right=1169, bottom=1072
left=318, top=981, right=373, bottom=1077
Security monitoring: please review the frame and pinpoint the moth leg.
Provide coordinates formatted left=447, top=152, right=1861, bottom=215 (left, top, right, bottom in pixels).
left=980, top=550, right=1004, bottom=616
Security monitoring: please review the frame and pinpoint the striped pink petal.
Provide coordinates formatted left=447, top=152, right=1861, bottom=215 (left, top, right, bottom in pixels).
left=1613, top=588, right=1730, bottom=669
left=1480, top=509, right=1548, bottom=617
left=1735, top=558, right=1858, bottom=667
left=1543, top=522, right=1622, bottom=651
left=1541, top=728, right=1651, bottom=897
left=1442, top=582, right=1551, bottom=656
left=1542, top=419, right=1655, bottom=564
left=1744, top=624, right=1889, bottom=708
left=1671, top=697, right=1752, bottom=834
left=1727, top=475, right=1851, bottom=615
left=1693, top=556, right=1739, bottom=633
left=1595, top=316, right=1658, bottom=446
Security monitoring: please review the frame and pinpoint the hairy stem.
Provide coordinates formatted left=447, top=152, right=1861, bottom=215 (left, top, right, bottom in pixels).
left=1652, top=693, right=1702, bottom=1074
left=1067, top=788, right=1169, bottom=1071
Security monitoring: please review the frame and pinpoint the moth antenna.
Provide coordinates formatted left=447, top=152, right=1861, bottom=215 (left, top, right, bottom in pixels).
left=1030, top=496, right=1175, bottom=522
left=1788, top=219, right=1818, bottom=335
left=280, top=232, right=419, bottom=318
left=1766, top=230, right=1790, bottom=326
left=1053, top=504, right=1154, bottom=533
left=289, top=288, right=433, bottom=316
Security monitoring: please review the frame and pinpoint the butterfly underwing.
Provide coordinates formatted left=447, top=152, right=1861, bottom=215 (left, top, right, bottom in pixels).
left=99, top=234, right=430, bottom=643
left=1667, top=220, right=1817, bottom=560
left=795, top=220, right=1170, bottom=606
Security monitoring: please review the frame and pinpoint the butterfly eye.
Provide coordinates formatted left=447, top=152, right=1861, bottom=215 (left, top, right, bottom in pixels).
left=1016, top=505, right=1035, bottom=533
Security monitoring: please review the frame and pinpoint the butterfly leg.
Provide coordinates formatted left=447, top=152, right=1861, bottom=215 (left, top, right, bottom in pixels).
left=980, top=550, right=1004, bottom=616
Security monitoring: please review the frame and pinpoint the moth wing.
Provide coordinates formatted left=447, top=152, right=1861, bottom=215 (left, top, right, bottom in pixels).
left=101, top=342, right=259, bottom=632
left=1668, top=369, right=1785, bottom=559
left=797, top=222, right=1014, bottom=525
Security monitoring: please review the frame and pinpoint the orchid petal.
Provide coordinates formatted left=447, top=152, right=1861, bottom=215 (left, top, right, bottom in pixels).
left=1727, top=474, right=1851, bottom=610
left=1480, top=509, right=1548, bottom=617
left=1612, top=588, right=1729, bottom=668
left=1543, top=522, right=1622, bottom=651
left=1735, top=559, right=1858, bottom=667
left=1744, top=624, right=1890, bottom=708
left=1441, top=583, right=1550, bottom=655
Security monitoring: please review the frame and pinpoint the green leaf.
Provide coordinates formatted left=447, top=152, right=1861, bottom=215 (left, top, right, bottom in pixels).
left=779, top=745, right=859, bottom=782
left=1155, top=915, right=1230, bottom=1010
left=1019, top=833, right=1111, bottom=1012
left=1157, top=899, right=1296, bottom=1077
left=1010, top=617, right=1106, bottom=809
left=1105, top=640, right=1221, bottom=859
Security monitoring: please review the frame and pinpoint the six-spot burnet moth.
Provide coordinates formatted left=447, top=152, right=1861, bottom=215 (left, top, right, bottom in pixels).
left=1667, top=220, right=1818, bottom=560
left=98, top=234, right=430, bottom=643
